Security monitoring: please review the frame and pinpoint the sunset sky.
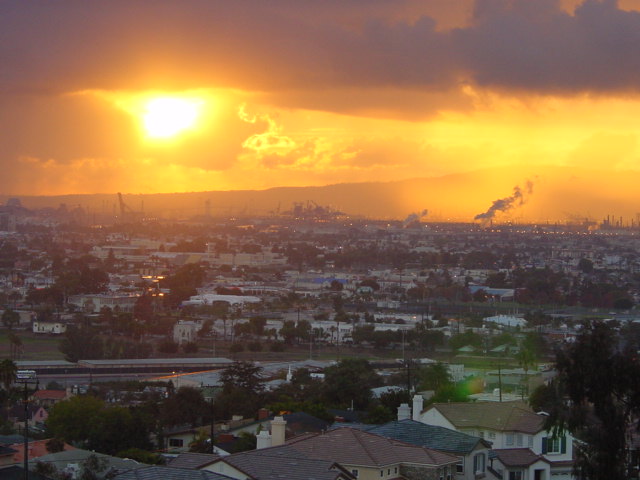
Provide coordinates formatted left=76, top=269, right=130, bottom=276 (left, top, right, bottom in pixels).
left=3, top=0, right=640, bottom=221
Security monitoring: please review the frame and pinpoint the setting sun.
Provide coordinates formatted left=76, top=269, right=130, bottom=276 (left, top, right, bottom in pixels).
left=142, top=97, right=202, bottom=139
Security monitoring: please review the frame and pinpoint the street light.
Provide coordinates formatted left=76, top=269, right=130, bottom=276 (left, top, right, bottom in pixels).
left=16, top=370, right=37, bottom=480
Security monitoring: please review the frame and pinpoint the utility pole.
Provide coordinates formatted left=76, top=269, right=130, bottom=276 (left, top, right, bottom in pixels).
left=498, top=363, right=503, bottom=402
left=210, top=396, right=215, bottom=454
left=17, top=370, right=37, bottom=480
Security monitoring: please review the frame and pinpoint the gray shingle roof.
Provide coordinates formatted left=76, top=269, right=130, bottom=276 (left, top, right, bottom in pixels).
left=113, top=466, right=233, bottom=480
left=167, top=452, right=220, bottom=469
left=28, top=449, right=145, bottom=475
left=219, top=445, right=353, bottom=480
left=366, top=419, right=492, bottom=454
left=428, top=401, right=544, bottom=434
left=286, top=426, right=459, bottom=468
left=0, top=465, right=52, bottom=480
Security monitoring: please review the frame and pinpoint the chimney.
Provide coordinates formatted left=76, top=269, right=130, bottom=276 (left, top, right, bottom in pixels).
left=258, top=408, right=270, bottom=420
left=256, top=430, right=272, bottom=449
left=271, top=416, right=287, bottom=446
left=397, top=403, right=411, bottom=421
left=412, top=394, right=424, bottom=421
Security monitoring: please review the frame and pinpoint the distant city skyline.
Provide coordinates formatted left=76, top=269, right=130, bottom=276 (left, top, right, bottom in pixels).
left=2, top=1, right=640, bottom=222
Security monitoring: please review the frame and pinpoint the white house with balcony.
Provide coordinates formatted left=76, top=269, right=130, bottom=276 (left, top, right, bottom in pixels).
left=413, top=399, right=574, bottom=480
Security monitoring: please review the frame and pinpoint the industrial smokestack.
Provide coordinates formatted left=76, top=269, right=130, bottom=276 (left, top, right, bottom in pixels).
left=402, top=209, right=429, bottom=228
left=474, top=180, right=534, bottom=224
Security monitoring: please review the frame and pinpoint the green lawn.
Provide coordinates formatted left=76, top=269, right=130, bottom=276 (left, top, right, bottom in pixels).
left=0, top=330, right=65, bottom=361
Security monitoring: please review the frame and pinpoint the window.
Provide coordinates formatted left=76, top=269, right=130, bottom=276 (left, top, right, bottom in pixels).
left=506, top=433, right=514, bottom=446
left=456, top=459, right=464, bottom=474
left=516, top=433, right=523, bottom=447
left=473, top=453, right=486, bottom=473
left=489, top=432, right=496, bottom=439
left=394, top=467, right=397, bottom=474
left=509, top=471, right=523, bottom=480
left=528, top=436, right=533, bottom=448
left=380, top=470, right=384, bottom=477
left=351, top=470, right=359, bottom=477
left=479, top=430, right=485, bottom=438
left=387, top=469, right=391, bottom=475
left=544, top=436, right=566, bottom=454
left=168, top=438, right=184, bottom=447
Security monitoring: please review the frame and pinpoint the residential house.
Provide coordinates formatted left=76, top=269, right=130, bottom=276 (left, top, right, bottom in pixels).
left=67, top=294, right=139, bottom=314
left=364, top=419, right=493, bottom=480
left=113, top=466, right=234, bottom=480
left=173, top=321, right=199, bottom=345
left=7, top=404, right=48, bottom=429
left=32, top=320, right=67, bottom=335
left=167, top=453, right=221, bottom=470
left=283, top=425, right=460, bottom=480
left=164, top=425, right=211, bottom=453
left=490, top=449, right=552, bottom=480
left=0, top=465, right=52, bottom=480
left=10, top=439, right=75, bottom=465
left=32, top=389, right=71, bottom=408
left=28, top=448, right=145, bottom=479
left=0, top=445, right=17, bottom=467
left=206, top=446, right=355, bottom=480
left=415, top=400, right=574, bottom=480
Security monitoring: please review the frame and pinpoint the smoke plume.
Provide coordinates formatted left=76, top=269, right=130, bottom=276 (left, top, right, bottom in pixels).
left=403, top=209, right=428, bottom=227
left=474, top=180, right=534, bottom=222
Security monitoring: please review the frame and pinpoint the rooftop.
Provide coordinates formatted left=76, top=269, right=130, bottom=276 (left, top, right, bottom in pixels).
left=427, top=401, right=544, bottom=434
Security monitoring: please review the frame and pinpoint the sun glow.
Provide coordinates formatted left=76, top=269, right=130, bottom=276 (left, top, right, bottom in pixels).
left=142, top=97, right=202, bottom=139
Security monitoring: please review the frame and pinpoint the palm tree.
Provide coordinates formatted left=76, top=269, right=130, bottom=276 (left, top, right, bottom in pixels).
left=7, top=332, right=22, bottom=360
left=515, top=347, right=536, bottom=398
left=0, top=358, right=17, bottom=391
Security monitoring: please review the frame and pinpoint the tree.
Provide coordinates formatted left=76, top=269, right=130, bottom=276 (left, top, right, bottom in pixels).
left=116, top=448, right=165, bottom=465
left=158, top=338, right=179, bottom=354
left=322, top=358, right=380, bottom=410
left=216, top=362, right=265, bottom=419
left=547, top=321, right=640, bottom=479
left=1, top=308, right=19, bottom=330
left=133, top=294, right=154, bottom=323
left=515, top=346, right=536, bottom=397
left=161, top=263, right=206, bottom=309
left=577, top=258, right=594, bottom=274
left=79, top=454, right=109, bottom=480
left=46, top=395, right=105, bottom=445
left=229, top=432, right=257, bottom=453
left=59, top=325, right=103, bottom=362
left=220, top=361, right=265, bottom=393
left=0, top=358, right=17, bottom=390
left=183, top=341, right=199, bottom=354
left=161, top=386, right=210, bottom=428
left=417, top=363, right=452, bottom=392
left=7, top=332, right=22, bottom=360
left=45, top=437, right=65, bottom=453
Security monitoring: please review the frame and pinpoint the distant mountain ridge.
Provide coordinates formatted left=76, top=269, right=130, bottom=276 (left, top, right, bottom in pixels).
left=3, top=165, right=640, bottom=223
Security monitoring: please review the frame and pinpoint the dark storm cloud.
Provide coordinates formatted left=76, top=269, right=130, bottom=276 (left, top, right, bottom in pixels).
left=458, top=0, right=640, bottom=92
left=1, top=0, right=640, bottom=100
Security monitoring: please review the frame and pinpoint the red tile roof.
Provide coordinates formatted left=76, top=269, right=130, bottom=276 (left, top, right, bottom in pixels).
left=492, top=448, right=549, bottom=467
left=10, top=439, right=75, bottom=463
left=33, top=390, right=67, bottom=400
